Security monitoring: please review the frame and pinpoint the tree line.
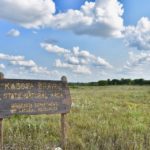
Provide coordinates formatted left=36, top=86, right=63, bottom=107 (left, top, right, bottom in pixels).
left=69, top=79, right=150, bottom=86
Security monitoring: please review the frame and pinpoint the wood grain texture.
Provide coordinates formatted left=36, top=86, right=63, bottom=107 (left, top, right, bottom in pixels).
left=0, top=78, right=71, bottom=118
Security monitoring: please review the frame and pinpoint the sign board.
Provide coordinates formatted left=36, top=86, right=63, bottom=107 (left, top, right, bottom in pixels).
left=0, top=78, right=71, bottom=118
left=0, top=75, right=71, bottom=149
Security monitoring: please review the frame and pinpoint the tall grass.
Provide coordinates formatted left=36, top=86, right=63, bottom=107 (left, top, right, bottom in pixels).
left=3, top=86, right=150, bottom=149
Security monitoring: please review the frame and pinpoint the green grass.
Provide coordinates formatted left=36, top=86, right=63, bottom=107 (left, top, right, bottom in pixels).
left=3, top=86, right=150, bottom=150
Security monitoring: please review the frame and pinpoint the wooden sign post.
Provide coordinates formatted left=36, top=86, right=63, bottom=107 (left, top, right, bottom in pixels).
left=0, top=118, right=2, bottom=150
left=0, top=72, right=4, bottom=150
left=0, top=73, right=71, bottom=149
left=61, top=76, right=67, bottom=150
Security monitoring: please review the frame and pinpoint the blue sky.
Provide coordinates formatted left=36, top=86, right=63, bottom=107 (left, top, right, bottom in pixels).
left=0, top=0, right=150, bottom=82
left=120, top=0, right=150, bottom=25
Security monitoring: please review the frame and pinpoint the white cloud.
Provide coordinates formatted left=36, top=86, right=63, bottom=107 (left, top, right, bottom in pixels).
left=55, top=59, right=73, bottom=69
left=94, top=57, right=113, bottom=68
left=7, top=29, right=20, bottom=37
left=0, top=0, right=55, bottom=28
left=41, top=43, right=112, bottom=74
left=30, top=66, right=59, bottom=77
left=124, top=51, right=150, bottom=68
left=0, top=53, right=24, bottom=61
left=41, top=43, right=70, bottom=54
left=73, top=65, right=91, bottom=75
left=0, top=64, right=5, bottom=69
left=0, top=53, right=59, bottom=78
left=71, top=47, right=95, bottom=60
left=66, top=56, right=80, bottom=65
left=9, top=59, right=57, bottom=76
left=0, top=0, right=124, bottom=38
left=10, top=60, right=36, bottom=67
left=64, top=46, right=112, bottom=68
left=49, top=0, right=124, bottom=37
left=52, top=44, right=112, bottom=75
left=118, top=51, right=150, bottom=78
left=124, top=17, right=150, bottom=50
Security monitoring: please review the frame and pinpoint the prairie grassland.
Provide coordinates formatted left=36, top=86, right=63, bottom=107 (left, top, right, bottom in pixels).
left=3, top=86, right=150, bottom=150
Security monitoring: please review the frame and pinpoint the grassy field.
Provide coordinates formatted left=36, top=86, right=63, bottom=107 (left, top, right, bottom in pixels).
left=3, top=86, right=150, bottom=150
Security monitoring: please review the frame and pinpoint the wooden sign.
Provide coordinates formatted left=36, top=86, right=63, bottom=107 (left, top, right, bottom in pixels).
left=0, top=78, right=71, bottom=118
left=0, top=73, right=71, bottom=149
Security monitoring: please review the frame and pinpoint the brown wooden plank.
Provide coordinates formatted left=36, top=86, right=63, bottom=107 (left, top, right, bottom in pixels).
left=0, top=118, right=3, bottom=150
left=0, top=77, right=71, bottom=118
left=0, top=72, right=4, bottom=150
left=61, top=113, right=67, bottom=150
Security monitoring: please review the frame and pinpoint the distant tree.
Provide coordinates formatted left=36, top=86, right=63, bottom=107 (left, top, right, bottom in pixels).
left=69, top=78, right=150, bottom=86
left=88, top=82, right=98, bottom=86
left=111, top=79, right=120, bottom=85
left=120, top=78, right=131, bottom=85
left=133, top=79, right=144, bottom=85
left=107, top=79, right=111, bottom=85
left=98, top=80, right=107, bottom=86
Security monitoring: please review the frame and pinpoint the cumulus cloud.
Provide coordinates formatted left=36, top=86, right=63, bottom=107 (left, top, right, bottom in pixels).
left=55, top=59, right=73, bottom=69
left=0, top=53, right=24, bottom=61
left=71, top=47, right=95, bottom=60
left=49, top=0, right=124, bottom=37
left=0, top=0, right=55, bottom=28
left=124, top=17, right=150, bottom=50
left=0, top=53, right=59, bottom=78
left=0, top=0, right=124, bottom=37
left=67, top=56, right=80, bottom=65
left=0, top=64, right=5, bottom=69
left=51, top=44, right=113, bottom=75
left=55, top=59, right=91, bottom=75
left=7, top=29, right=20, bottom=37
left=41, top=42, right=70, bottom=54
left=64, top=46, right=113, bottom=68
left=118, top=51, right=150, bottom=78
left=124, top=51, right=150, bottom=69
left=94, top=57, right=113, bottom=68
left=10, top=60, right=36, bottom=68
left=9, top=59, right=57, bottom=76
left=73, top=65, right=91, bottom=75
left=41, top=43, right=112, bottom=72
